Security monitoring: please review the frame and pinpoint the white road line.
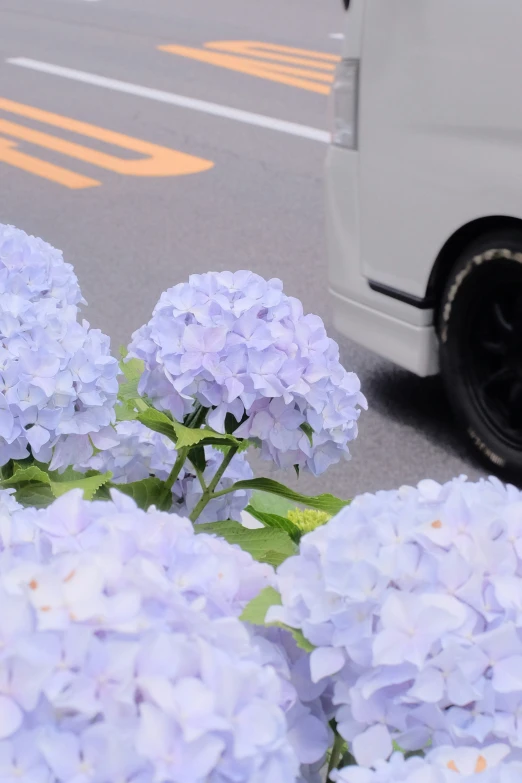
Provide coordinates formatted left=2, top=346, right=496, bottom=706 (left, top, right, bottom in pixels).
left=6, top=57, right=330, bottom=144
left=329, top=33, right=345, bottom=40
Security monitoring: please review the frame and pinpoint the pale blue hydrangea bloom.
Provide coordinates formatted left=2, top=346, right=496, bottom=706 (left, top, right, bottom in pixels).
left=79, top=419, right=253, bottom=522
left=0, top=489, right=302, bottom=783
left=79, top=419, right=179, bottom=484
left=39, top=489, right=331, bottom=772
left=14, top=488, right=272, bottom=617
left=0, top=489, right=332, bottom=779
left=128, top=271, right=367, bottom=475
left=0, top=223, right=83, bottom=308
left=0, top=488, right=42, bottom=555
left=0, top=225, right=119, bottom=470
left=269, top=476, right=522, bottom=764
left=254, top=626, right=334, bottom=776
left=332, top=745, right=521, bottom=783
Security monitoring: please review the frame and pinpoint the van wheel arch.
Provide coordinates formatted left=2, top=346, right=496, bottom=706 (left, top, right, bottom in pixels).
left=429, top=216, right=522, bottom=328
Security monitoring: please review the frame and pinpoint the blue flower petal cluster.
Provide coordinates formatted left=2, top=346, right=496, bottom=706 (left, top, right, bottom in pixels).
left=332, top=745, right=522, bottom=783
left=0, top=225, right=119, bottom=469
left=128, top=271, right=366, bottom=475
left=254, top=626, right=334, bottom=777
left=80, top=420, right=253, bottom=522
left=33, top=487, right=332, bottom=774
left=270, top=476, right=522, bottom=764
left=0, top=489, right=301, bottom=783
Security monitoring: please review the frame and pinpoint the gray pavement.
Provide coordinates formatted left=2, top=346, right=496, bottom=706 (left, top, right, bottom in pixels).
left=0, top=0, right=486, bottom=499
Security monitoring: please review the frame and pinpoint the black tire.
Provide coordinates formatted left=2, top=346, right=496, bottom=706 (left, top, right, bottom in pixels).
left=439, top=231, right=522, bottom=481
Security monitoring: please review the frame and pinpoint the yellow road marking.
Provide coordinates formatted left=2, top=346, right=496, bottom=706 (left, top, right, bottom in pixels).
left=0, top=137, right=100, bottom=189
left=207, top=41, right=339, bottom=69
left=0, top=97, right=213, bottom=188
left=158, top=40, right=340, bottom=95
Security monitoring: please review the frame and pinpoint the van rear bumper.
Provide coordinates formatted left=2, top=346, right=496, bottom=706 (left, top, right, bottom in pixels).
left=330, top=288, right=439, bottom=376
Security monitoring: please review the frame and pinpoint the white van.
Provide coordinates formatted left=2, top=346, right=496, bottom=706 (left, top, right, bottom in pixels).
left=326, top=0, right=522, bottom=478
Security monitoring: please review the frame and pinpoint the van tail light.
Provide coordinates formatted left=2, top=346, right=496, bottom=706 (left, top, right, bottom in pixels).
left=331, top=59, right=359, bottom=149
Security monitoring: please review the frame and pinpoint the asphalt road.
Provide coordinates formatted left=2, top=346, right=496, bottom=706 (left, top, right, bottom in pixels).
left=0, top=0, right=487, bottom=499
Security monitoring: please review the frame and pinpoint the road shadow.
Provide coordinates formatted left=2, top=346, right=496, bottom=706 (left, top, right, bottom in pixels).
left=339, top=340, right=484, bottom=469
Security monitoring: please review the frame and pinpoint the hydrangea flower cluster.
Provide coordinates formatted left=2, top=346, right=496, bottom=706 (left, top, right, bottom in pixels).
left=29, top=487, right=332, bottom=776
left=0, top=224, right=119, bottom=469
left=8, top=486, right=273, bottom=623
left=269, top=476, right=522, bottom=764
left=0, top=488, right=306, bottom=783
left=333, top=745, right=522, bottom=783
left=254, top=626, right=334, bottom=783
left=81, top=419, right=253, bottom=522
left=127, top=271, right=367, bottom=475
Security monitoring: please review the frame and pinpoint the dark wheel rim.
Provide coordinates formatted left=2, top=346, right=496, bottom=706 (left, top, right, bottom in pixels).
left=463, top=260, right=522, bottom=451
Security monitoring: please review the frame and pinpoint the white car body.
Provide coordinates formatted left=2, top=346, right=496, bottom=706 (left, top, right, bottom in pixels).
left=326, top=0, right=522, bottom=377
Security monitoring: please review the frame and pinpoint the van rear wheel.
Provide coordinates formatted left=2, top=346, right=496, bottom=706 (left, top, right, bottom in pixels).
left=439, top=232, right=522, bottom=480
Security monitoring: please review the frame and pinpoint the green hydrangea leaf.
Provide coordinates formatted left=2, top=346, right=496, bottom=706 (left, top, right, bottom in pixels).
left=137, top=407, right=243, bottom=450
left=240, top=587, right=315, bottom=653
left=195, top=521, right=297, bottom=564
left=249, top=490, right=296, bottom=517
left=0, top=465, right=55, bottom=508
left=228, top=478, right=350, bottom=515
left=118, top=357, right=144, bottom=402
left=0, top=464, right=51, bottom=487
left=211, top=439, right=251, bottom=454
left=115, top=399, right=140, bottom=422
left=245, top=505, right=301, bottom=543
left=15, top=483, right=55, bottom=509
left=49, top=471, right=113, bottom=500
left=1, top=464, right=113, bottom=502
left=187, top=445, right=206, bottom=473
left=300, top=422, right=314, bottom=446
left=240, top=586, right=283, bottom=624
left=136, top=407, right=177, bottom=441
left=114, top=477, right=172, bottom=511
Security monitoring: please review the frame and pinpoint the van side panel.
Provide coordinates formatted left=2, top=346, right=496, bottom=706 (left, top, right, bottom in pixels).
left=358, top=0, right=522, bottom=297
left=342, top=0, right=366, bottom=57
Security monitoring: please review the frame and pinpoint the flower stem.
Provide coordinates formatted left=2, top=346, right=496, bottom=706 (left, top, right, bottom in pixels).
left=327, top=731, right=345, bottom=781
left=207, top=484, right=236, bottom=500
left=189, top=445, right=238, bottom=523
left=163, top=449, right=187, bottom=494
left=192, top=463, right=207, bottom=492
